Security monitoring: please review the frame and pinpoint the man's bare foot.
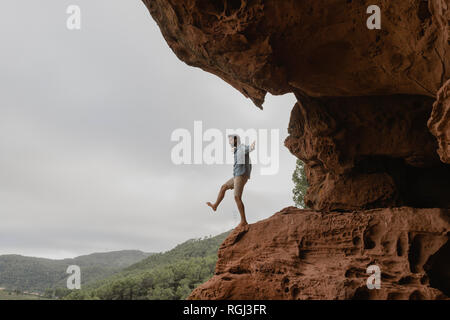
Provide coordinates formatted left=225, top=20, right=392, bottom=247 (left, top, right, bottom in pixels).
left=206, top=202, right=217, bottom=212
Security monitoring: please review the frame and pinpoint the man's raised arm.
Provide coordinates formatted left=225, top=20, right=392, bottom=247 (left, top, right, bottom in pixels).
left=245, top=141, right=256, bottom=153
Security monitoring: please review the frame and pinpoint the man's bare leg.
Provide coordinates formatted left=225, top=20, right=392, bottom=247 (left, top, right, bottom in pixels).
left=234, top=195, right=248, bottom=227
left=206, top=184, right=228, bottom=212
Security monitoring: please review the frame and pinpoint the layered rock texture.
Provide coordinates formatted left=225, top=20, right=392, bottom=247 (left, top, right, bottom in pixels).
left=284, top=93, right=450, bottom=211
left=429, top=79, right=450, bottom=164
left=144, top=0, right=449, bottom=105
left=189, top=207, right=450, bottom=300
left=143, top=0, right=450, bottom=299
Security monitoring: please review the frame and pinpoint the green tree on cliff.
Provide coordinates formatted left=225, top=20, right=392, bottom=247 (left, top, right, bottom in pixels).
left=292, top=159, right=309, bottom=208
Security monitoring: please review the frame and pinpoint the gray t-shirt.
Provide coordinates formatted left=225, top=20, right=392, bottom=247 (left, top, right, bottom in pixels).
left=233, top=144, right=252, bottom=178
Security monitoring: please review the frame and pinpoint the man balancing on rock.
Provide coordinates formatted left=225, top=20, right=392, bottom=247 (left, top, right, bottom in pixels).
left=207, top=134, right=256, bottom=228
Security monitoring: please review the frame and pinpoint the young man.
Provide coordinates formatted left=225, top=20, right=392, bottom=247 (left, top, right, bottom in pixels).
left=207, top=134, right=256, bottom=228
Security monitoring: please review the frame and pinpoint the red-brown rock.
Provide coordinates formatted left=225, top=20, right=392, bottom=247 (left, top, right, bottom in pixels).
left=143, top=0, right=449, bottom=107
left=188, top=207, right=450, bottom=300
left=428, top=80, right=450, bottom=164
left=285, top=93, right=450, bottom=211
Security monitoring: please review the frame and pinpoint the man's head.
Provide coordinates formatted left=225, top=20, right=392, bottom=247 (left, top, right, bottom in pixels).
left=228, top=134, right=241, bottom=148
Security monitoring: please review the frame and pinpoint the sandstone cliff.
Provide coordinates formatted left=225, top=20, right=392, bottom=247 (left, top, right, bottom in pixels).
left=189, top=207, right=450, bottom=300
left=143, top=0, right=450, bottom=299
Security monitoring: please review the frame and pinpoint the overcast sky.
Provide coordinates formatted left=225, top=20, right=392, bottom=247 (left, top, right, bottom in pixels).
left=0, top=0, right=297, bottom=259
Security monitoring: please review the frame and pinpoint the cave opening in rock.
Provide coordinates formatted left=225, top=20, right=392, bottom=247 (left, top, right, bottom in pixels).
left=354, top=156, right=450, bottom=209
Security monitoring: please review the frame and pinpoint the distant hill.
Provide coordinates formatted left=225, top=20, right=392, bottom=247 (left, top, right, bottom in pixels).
left=65, top=231, right=231, bottom=300
left=0, top=250, right=152, bottom=294
left=0, top=289, right=51, bottom=300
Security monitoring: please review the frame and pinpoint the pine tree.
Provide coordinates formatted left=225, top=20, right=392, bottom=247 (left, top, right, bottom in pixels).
left=292, top=159, right=309, bottom=208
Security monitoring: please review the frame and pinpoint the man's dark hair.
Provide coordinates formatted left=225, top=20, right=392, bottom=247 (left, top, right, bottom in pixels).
left=228, top=134, right=240, bottom=147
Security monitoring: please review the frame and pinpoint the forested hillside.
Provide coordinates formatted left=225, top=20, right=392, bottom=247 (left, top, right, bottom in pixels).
left=65, top=231, right=230, bottom=300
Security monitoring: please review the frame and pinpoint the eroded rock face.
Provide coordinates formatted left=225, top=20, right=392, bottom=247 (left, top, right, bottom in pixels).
left=144, top=0, right=449, bottom=106
left=188, top=207, right=450, bottom=300
left=285, top=93, right=450, bottom=211
left=428, top=80, right=450, bottom=164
